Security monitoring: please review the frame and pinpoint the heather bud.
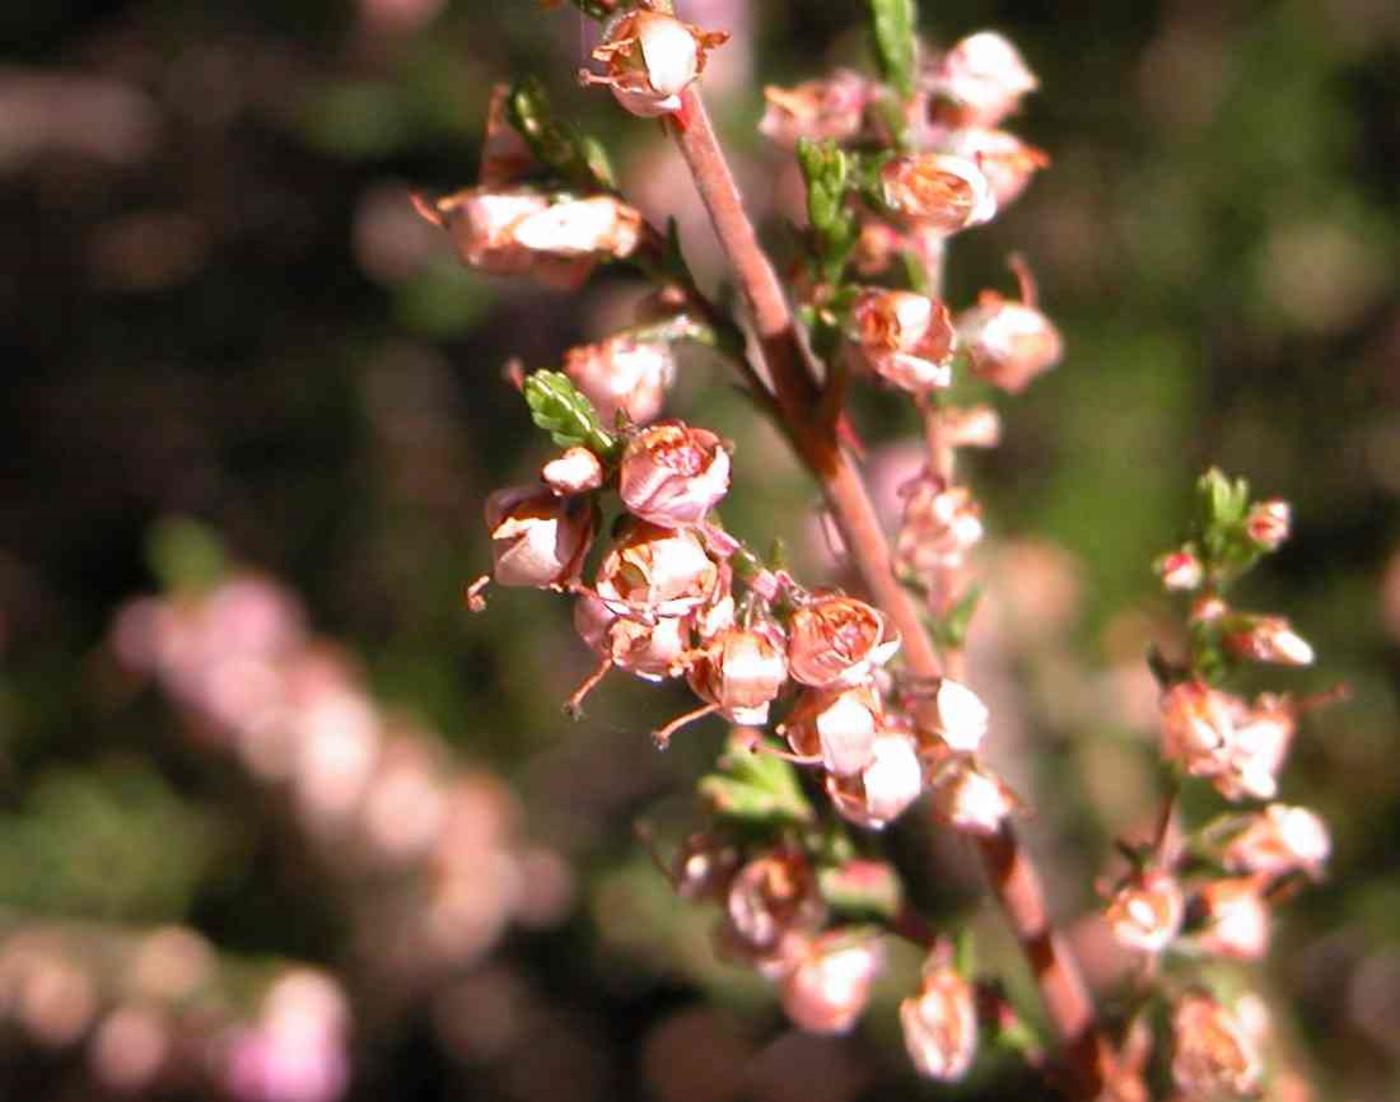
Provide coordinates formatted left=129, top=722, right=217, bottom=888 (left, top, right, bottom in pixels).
left=1156, top=547, right=1204, bottom=592
left=1245, top=498, right=1291, bottom=551
left=926, top=31, right=1038, bottom=128
left=1223, top=804, right=1330, bottom=880
left=778, top=931, right=885, bottom=1034
left=782, top=684, right=883, bottom=777
left=564, top=334, right=675, bottom=426
left=594, top=520, right=722, bottom=620
left=879, top=154, right=996, bottom=235
left=1224, top=616, right=1314, bottom=666
left=541, top=447, right=605, bottom=495
left=851, top=290, right=957, bottom=393
left=787, top=595, right=899, bottom=688
left=687, top=623, right=789, bottom=725
left=618, top=421, right=731, bottom=528
left=956, top=292, right=1063, bottom=394
left=900, top=961, right=978, bottom=1082
left=485, top=486, right=595, bottom=589
left=1105, top=869, right=1185, bottom=955
left=759, top=71, right=871, bottom=149
left=584, top=10, right=728, bottom=118
left=1171, top=993, right=1263, bottom=1100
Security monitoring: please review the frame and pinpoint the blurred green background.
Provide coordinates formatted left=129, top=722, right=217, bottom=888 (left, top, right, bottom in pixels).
left=2, top=0, right=1398, bottom=1099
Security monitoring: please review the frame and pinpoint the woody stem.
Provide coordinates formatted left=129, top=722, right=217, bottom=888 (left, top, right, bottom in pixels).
left=668, top=86, right=1110, bottom=1099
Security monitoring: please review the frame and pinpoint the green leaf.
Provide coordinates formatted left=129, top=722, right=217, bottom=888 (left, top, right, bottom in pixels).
left=867, top=0, right=919, bottom=100
left=506, top=77, right=616, bottom=192
left=796, top=140, right=859, bottom=284
left=147, top=517, right=227, bottom=595
left=932, top=584, right=984, bottom=650
left=699, top=740, right=814, bottom=829
left=522, top=370, right=618, bottom=457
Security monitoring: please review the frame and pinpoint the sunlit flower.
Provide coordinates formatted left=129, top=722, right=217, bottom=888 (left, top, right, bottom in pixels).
left=540, top=446, right=604, bottom=496
left=618, top=420, right=731, bottom=528
left=484, top=485, right=595, bottom=589
left=929, top=761, right=1015, bottom=836
left=1223, top=804, right=1330, bottom=880
left=879, top=154, right=996, bottom=235
left=582, top=9, right=728, bottom=118
left=1156, top=547, right=1204, bottom=592
left=1224, top=615, right=1314, bottom=667
left=573, top=592, right=691, bottom=682
left=851, top=289, right=957, bottom=392
left=1195, top=878, right=1271, bottom=960
left=827, top=722, right=924, bottom=828
left=782, top=683, right=883, bottom=777
left=896, top=478, right=984, bottom=577
left=687, top=623, right=789, bottom=724
left=944, top=127, right=1048, bottom=210
left=901, top=959, right=978, bottom=1081
left=778, top=931, right=885, bottom=1034
left=594, top=519, right=722, bottom=620
left=925, top=31, right=1038, bottom=128
left=787, top=594, right=900, bottom=688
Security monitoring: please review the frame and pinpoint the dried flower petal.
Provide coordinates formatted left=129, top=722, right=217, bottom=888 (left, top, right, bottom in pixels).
left=787, top=595, right=899, bottom=688
left=594, top=520, right=723, bottom=620
left=583, top=10, right=728, bottom=118
left=1223, top=804, right=1330, bottom=880
left=687, top=623, right=788, bottom=724
left=852, top=290, right=957, bottom=392
left=485, top=486, right=595, bottom=589
left=618, top=420, right=731, bottom=528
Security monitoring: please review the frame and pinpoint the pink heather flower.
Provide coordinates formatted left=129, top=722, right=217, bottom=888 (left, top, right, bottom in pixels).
left=563, top=334, right=675, bottom=426
left=879, top=154, right=996, bottom=235
left=926, top=31, right=1038, bottom=128
left=778, top=932, right=886, bottom=1035
left=930, top=678, right=989, bottom=754
left=227, top=971, right=349, bottom=1102
left=900, top=960, right=978, bottom=1082
left=782, top=684, right=883, bottom=777
left=1218, top=696, right=1295, bottom=801
left=851, top=290, right=957, bottom=392
left=1245, top=498, right=1291, bottom=551
left=1105, top=869, right=1185, bottom=955
left=956, top=292, right=1063, bottom=394
left=940, top=404, right=1001, bottom=448
left=573, top=593, right=690, bottom=682
left=827, top=724, right=924, bottom=829
left=787, top=595, right=899, bottom=688
left=594, top=519, right=722, bottom=620
left=618, top=420, right=731, bottom=528
left=1156, top=548, right=1204, bottom=592
left=583, top=9, right=728, bottom=118
left=929, top=761, right=1015, bottom=836
left=896, top=479, right=984, bottom=577
left=1160, top=680, right=1237, bottom=764
left=725, top=850, right=825, bottom=954
left=944, top=128, right=1049, bottom=211
left=484, top=486, right=595, bottom=589
left=686, top=623, right=789, bottom=724
left=759, top=70, right=871, bottom=148
left=416, top=189, right=642, bottom=288
left=540, top=447, right=604, bottom=496
left=1171, top=993, right=1263, bottom=1100
left=1224, top=615, right=1314, bottom=666
left=1223, top=804, right=1330, bottom=880
left=1196, top=878, right=1271, bottom=960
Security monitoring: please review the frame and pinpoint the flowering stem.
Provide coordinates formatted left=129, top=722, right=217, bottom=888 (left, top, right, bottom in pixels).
left=668, top=85, right=1110, bottom=1099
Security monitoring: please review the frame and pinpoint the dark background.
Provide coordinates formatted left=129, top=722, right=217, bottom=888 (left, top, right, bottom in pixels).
left=2, top=0, right=1398, bottom=1099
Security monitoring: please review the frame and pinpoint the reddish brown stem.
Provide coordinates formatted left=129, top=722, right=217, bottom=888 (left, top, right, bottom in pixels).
left=669, top=86, right=1110, bottom=1099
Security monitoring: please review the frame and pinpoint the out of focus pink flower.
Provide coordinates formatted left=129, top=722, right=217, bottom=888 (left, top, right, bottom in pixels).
left=1170, top=992, right=1262, bottom=1100
left=725, top=851, right=825, bottom=955
left=1105, top=869, right=1185, bottom=955
left=944, top=127, right=1048, bottom=210
left=956, top=292, right=1062, bottom=393
left=929, top=761, right=1015, bottom=836
left=226, top=971, right=349, bottom=1102
left=879, top=154, right=996, bottom=235
left=564, top=334, right=676, bottom=426
left=896, top=479, right=984, bottom=577
left=1223, top=804, right=1330, bottom=879
left=1156, top=547, right=1204, bottom=592
left=900, top=960, right=978, bottom=1081
left=925, top=31, right=1038, bottom=128
left=1245, top=499, right=1291, bottom=551
left=541, top=447, right=605, bottom=496
left=619, top=421, right=731, bottom=528
left=778, top=932, right=885, bottom=1034
left=1223, top=615, right=1314, bottom=666
left=485, top=486, right=595, bottom=589
left=760, top=71, right=870, bottom=148
left=1196, top=878, right=1271, bottom=960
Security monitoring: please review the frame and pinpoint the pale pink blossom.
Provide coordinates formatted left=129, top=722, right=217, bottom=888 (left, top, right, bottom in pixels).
left=1105, top=869, right=1185, bottom=955
left=1224, top=615, right=1314, bottom=666
left=582, top=9, right=728, bottom=118
left=1196, top=878, right=1271, bottom=960
left=900, top=960, right=978, bottom=1081
left=1245, top=498, right=1291, bottom=551
left=827, top=724, right=924, bottom=828
left=929, top=678, right=989, bottom=754
left=1156, top=548, right=1204, bottom=591
left=686, top=623, right=789, bottom=724
left=956, top=292, right=1063, bottom=394
left=759, top=70, right=871, bottom=148
left=564, top=334, right=676, bottom=426
left=540, top=447, right=604, bottom=495
left=618, top=420, right=731, bottom=528
left=851, top=290, right=957, bottom=392
left=879, top=154, right=996, bottom=235
left=1223, top=804, right=1330, bottom=879
left=778, top=932, right=885, bottom=1034
left=940, top=404, right=1001, bottom=448
left=782, top=684, right=883, bottom=777
left=926, top=31, right=1038, bottom=128
left=787, top=595, right=899, bottom=688
left=944, top=127, right=1048, bottom=210
left=484, top=485, right=595, bottom=589
left=594, top=520, right=722, bottom=620
left=929, top=761, right=1015, bottom=835
left=573, top=593, right=691, bottom=682
left=896, top=479, right=984, bottom=577
left=1170, top=993, right=1262, bottom=1100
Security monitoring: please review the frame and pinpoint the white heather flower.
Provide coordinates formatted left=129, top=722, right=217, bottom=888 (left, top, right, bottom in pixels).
left=1223, top=804, right=1330, bottom=879
left=686, top=623, right=789, bottom=725
left=563, top=334, right=675, bottom=426
left=782, top=684, right=883, bottom=777
left=1225, top=616, right=1314, bottom=666
left=778, top=932, right=885, bottom=1035
left=540, top=447, right=604, bottom=495
left=618, top=420, right=731, bottom=528
left=926, top=31, right=1038, bottom=128
left=1196, top=878, right=1271, bottom=961
left=879, top=154, right=996, bottom=235
left=900, top=961, right=978, bottom=1081
left=828, top=724, right=924, bottom=829
left=1170, top=993, right=1263, bottom=1100
left=930, top=761, right=1015, bottom=836
left=484, top=486, right=595, bottom=589
left=956, top=292, right=1063, bottom=394
left=583, top=9, right=728, bottom=118
left=573, top=594, right=691, bottom=682
left=851, top=290, right=957, bottom=392
left=931, top=679, right=989, bottom=754
left=1105, top=869, right=1185, bottom=955
left=787, top=594, right=900, bottom=688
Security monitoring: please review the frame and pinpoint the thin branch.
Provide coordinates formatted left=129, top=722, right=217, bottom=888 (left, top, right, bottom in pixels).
left=667, top=85, right=1111, bottom=1099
